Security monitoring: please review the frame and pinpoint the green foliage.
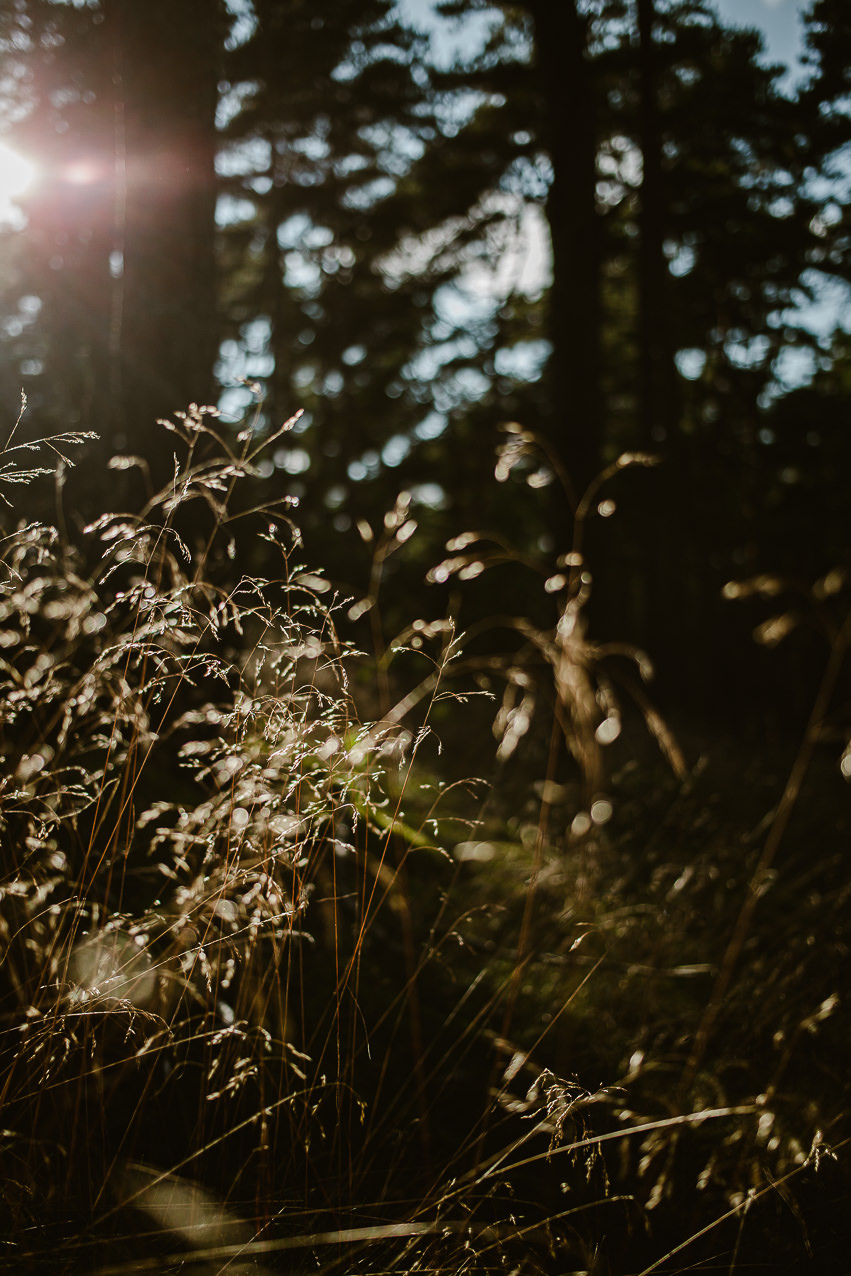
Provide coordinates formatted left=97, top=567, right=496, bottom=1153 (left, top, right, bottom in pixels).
left=5, top=0, right=848, bottom=660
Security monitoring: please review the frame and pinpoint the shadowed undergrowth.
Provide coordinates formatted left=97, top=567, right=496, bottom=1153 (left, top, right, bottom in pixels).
left=0, top=400, right=849, bottom=1274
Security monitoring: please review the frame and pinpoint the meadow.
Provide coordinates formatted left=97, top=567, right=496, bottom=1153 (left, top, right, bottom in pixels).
left=0, top=399, right=849, bottom=1274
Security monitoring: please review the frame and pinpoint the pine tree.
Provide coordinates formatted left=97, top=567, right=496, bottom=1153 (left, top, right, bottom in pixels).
left=1, top=0, right=845, bottom=670
left=4, top=0, right=224, bottom=488
left=218, top=0, right=433, bottom=544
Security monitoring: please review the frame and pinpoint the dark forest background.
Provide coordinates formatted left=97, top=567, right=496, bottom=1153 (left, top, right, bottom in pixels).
left=2, top=0, right=849, bottom=727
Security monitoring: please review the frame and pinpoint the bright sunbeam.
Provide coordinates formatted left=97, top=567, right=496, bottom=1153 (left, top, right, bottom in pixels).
left=0, top=141, right=36, bottom=227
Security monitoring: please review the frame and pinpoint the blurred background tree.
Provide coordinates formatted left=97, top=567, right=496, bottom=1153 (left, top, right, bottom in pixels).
left=2, top=0, right=223, bottom=490
left=0, top=0, right=848, bottom=723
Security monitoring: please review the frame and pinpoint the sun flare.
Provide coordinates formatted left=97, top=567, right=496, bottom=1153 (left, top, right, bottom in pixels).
left=0, top=141, right=36, bottom=225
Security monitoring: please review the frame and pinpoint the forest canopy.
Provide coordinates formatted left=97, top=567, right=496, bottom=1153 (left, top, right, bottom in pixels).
left=0, top=0, right=849, bottom=704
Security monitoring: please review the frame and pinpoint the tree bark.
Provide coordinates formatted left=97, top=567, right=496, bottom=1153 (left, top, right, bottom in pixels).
left=636, top=0, right=675, bottom=444
left=106, top=0, right=221, bottom=483
left=528, top=0, right=602, bottom=510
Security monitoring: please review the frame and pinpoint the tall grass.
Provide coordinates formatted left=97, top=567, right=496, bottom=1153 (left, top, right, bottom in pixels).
left=0, top=398, right=849, bottom=1273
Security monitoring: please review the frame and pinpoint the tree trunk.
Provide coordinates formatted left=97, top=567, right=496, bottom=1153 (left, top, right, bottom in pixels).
left=106, top=0, right=221, bottom=485
left=636, top=0, right=675, bottom=445
left=528, top=0, right=602, bottom=512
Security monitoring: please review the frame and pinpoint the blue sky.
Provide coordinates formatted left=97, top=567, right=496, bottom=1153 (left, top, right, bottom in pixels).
left=712, top=0, right=809, bottom=90
left=714, top=0, right=851, bottom=381
left=398, top=0, right=811, bottom=77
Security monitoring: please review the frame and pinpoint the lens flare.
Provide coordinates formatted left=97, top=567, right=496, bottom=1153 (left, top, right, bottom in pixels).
left=0, top=141, right=36, bottom=226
